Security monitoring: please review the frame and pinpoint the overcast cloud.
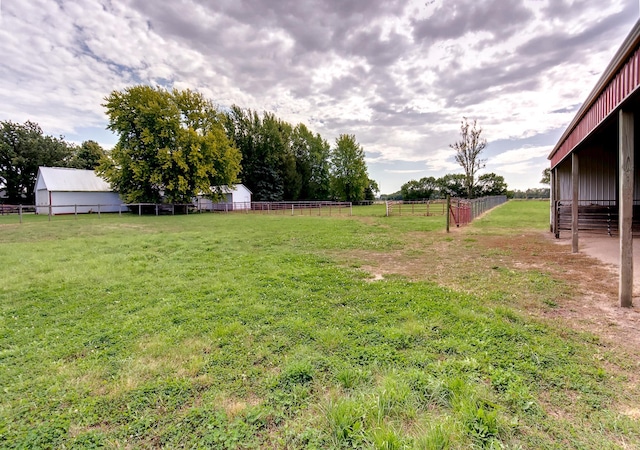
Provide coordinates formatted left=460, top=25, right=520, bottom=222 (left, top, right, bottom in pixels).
left=0, top=0, right=637, bottom=193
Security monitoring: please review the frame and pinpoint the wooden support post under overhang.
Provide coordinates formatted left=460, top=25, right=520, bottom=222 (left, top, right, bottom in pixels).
left=619, top=109, right=634, bottom=307
left=572, top=153, right=579, bottom=253
left=551, top=168, right=558, bottom=236
left=554, top=167, right=561, bottom=238
left=549, top=168, right=554, bottom=233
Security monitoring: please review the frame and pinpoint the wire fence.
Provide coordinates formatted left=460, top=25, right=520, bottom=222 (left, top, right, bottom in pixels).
left=385, top=200, right=448, bottom=217
left=448, top=195, right=508, bottom=227
left=0, top=200, right=354, bottom=223
left=198, top=201, right=353, bottom=216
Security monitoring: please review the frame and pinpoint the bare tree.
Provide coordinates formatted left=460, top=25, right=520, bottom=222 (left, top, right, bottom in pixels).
left=450, top=117, right=487, bottom=198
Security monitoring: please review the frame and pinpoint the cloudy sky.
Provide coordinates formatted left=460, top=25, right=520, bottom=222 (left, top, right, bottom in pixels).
left=1, top=0, right=638, bottom=193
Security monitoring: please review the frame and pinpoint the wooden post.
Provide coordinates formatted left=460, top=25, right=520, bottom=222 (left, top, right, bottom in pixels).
left=619, top=109, right=634, bottom=307
left=19, top=204, right=22, bottom=224
left=550, top=168, right=555, bottom=233
left=98, top=204, right=101, bottom=218
left=571, top=152, right=579, bottom=253
left=75, top=204, right=77, bottom=219
left=446, top=196, right=450, bottom=233
left=552, top=167, right=561, bottom=238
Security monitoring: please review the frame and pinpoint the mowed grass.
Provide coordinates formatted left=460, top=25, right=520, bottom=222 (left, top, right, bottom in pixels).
left=0, top=203, right=638, bottom=449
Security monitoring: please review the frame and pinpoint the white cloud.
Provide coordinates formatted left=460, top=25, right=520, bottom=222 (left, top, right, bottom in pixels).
left=0, top=0, right=636, bottom=193
left=384, top=169, right=426, bottom=174
left=492, top=146, right=551, bottom=165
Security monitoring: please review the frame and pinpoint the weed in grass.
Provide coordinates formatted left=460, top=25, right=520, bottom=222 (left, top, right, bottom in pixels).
left=370, top=424, right=405, bottom=450
left=372, top=374, right=414, bottom=423
left=325, top=397, right=367, bottom=448
left=336, top=367, right=371, bottom=390
left=278, top=360, right=314, bottom=388
left=415, top=423, right=452, bottom=450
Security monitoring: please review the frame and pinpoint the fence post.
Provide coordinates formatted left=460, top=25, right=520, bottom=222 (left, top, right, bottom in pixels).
left=75, top=204, right=77, bottom=219
left=49, top=204, right=52, bottom=221
left=19, top=204, right=23, bottom=224
left=446, top=196, right=450, bottom=232
left=98, top=204, right=101, bottom=218
left=155, top=204, right=158, bottom=216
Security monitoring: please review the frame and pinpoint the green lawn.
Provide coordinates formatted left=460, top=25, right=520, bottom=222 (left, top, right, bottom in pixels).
left=0, top=202, right=638, bottom=448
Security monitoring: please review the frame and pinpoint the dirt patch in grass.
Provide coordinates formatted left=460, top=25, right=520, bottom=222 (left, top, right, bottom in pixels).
left=341, top=227, right=640, bottom=358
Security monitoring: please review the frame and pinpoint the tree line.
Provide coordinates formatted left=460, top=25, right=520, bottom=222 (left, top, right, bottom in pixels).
left=2, top=86, right=523, bottom=206
left=0, top=120, right=105, bottom=204
left=380, top=172, right=508, bottom=201
left=223, top=105, right=377, bottom=203
left=1, top=85, right=378, bottom=205
left=101, top=86, right=377, bottom=204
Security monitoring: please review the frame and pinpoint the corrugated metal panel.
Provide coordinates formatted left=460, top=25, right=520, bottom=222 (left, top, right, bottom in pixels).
left=38, top=167, right=113, bottom=192
left=556, top=146, right=617, bottom=202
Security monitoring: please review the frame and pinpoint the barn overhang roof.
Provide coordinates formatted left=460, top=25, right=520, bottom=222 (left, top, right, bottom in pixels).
left=549, top=19, right=640, bottom=168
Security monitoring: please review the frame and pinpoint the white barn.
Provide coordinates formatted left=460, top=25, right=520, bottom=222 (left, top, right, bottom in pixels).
left=35, top=167, right=125, bottom=215
left=197, top=184, right=252, bottom=211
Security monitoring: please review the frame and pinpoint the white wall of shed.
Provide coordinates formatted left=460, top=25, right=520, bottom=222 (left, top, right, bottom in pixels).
left=35, top=189, right=49, bottom=214
left=43, top=191, right=124, bottom=214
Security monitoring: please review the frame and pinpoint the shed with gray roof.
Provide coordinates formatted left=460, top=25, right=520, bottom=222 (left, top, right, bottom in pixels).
left=35, top=167, right=125, bottom=215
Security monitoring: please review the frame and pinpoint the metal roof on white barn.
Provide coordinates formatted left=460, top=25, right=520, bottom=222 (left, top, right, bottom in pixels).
left=36, top=167, right=114, bottom=192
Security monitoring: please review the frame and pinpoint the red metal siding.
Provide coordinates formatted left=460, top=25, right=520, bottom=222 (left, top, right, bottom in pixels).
left=551, top=48, right=640, bottom=168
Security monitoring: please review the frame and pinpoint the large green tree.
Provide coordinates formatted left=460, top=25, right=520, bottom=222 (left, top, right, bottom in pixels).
left=364, top=178, right=380, bottom=201
left=100, top=86, right=241, bottom=203
left=400, top=176, right=438, bottom=200
left=224, top=107, right=285, bottom=201
left=291, top=123, right=331, bottom=200
left=330, top=134, right=371, bottom=202
left=69, top=140, right=106, bottom=170
left=436, top=173, right=467, bottom=198
left=474, top=172, right=508, bottom=197
left=450, top=118, right=487, bottom=198
left=0, top=120, right=73, bottom=203
left=540, top=168, right=550, bottom=185
left=224, top=107, right=332, bottom=201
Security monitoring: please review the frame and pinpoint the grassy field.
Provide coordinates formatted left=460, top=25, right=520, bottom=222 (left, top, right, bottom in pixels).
left=1, top=202, right=639, bottom=449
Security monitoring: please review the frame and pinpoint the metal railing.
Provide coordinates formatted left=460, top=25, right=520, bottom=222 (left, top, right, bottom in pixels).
left=448, top=195, right=508, bottom=229
left=385, top=200, right=448, bottom=217
left=198, top=201, right=353, bottom=215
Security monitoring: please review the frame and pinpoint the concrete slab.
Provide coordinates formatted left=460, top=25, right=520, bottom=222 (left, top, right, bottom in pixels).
left=562, top=233, right=640, bottom=295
